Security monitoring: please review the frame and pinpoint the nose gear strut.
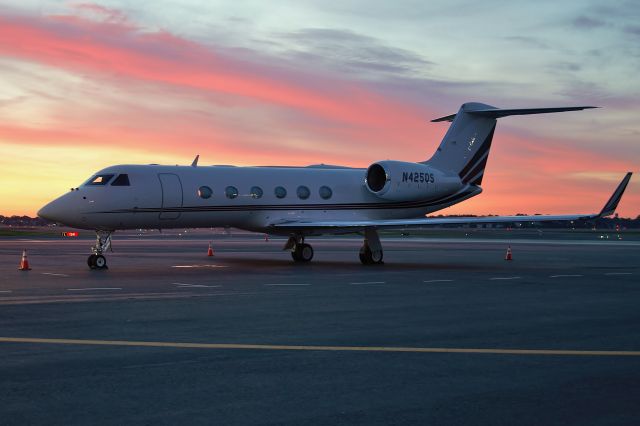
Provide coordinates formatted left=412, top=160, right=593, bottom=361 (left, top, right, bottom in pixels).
left=88, top=230, right=113, bottom=269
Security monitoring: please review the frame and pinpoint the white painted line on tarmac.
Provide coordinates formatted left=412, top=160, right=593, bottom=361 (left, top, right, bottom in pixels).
left=490, top=277, right=521, bottom=280
left=67, top=287, right=122, bottom=291
left=172, top=283, right=222, bottom=288
left=264, top=283, right=311, bottom=286
left=171, top=265, right=228, bottom=269
left=0, top=290, right=12, bottom=293
left=423, top=279, right=454, bottom=283
left=549, top=274, right=583, bottom=278
left=604, top=272, right=633, bottom=276
left=3, top=337, right=640, bottom=357
left=349, top=281, right=386, bottom=285
left=41, top=272, right=70, bottom=277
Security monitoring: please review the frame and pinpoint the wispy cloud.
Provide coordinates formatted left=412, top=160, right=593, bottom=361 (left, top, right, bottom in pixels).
left=276, top=28, right=434, bottom=78
left=572, top=15, right=607, bottom=29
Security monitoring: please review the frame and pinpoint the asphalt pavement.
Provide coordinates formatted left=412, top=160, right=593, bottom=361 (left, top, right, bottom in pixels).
left=1, top=235, right=639, bottom=425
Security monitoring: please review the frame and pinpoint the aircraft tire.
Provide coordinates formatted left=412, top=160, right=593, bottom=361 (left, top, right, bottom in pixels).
left=300, top=244, right=313, bottom=262
left=359, top=245, right=372, bottom=265
left=93, top=255, right=108, bottom=269
left=88, top=254, right=97, bottom=269
left=359, top=245, right=383, bottom=265
left=292, top=244, right=313, bottom=262
left=371, top=249, right=383, bottom=264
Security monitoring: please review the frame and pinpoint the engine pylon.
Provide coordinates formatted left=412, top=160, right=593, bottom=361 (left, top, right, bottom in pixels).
left=504, top=245, right=513, bottom=261
left=18, top=249, right=32, bottom=271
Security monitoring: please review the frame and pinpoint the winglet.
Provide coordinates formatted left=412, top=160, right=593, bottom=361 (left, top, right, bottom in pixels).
left=191, top=154, right=199, bottom=167
left=599, top=172, right=633, bottom=217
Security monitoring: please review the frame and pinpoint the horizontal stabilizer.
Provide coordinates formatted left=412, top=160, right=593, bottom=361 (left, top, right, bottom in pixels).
left=431, top=106, right=597, bottom=122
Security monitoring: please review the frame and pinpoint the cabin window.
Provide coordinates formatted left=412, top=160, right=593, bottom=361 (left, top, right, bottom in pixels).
left=297, top=185, right=310, bottom=200
left=274, top=186, right=287, bottom=199
left=250, top=186, right=263, bottom=199
left=198, top=186, right=212, bottom=199
left=111, top=174, right=130, bottom=186
left=319, top=186, right=333, bottom=199
left=225, top=186, right=238, bottom=199
left=85, top=174, right=114, bottom=186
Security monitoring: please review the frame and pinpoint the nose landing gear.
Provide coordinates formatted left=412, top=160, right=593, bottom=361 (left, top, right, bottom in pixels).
left=88, top=230, right=113, bottom=270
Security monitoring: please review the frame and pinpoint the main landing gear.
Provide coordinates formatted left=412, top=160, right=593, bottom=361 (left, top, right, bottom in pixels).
left=88, top=230, right=113, bottom=270
left=359, top=227, right=384, bottom=265
left=283, top=228, right=384, bottom=265
left=284, top=235, right=314, bottom=262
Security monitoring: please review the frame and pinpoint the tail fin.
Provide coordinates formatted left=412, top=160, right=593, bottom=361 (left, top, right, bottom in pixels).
left=424, top=102, right=596, bottom=186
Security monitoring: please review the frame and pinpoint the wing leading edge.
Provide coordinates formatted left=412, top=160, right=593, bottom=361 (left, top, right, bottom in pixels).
left=270, top=173, right=632, bottom=231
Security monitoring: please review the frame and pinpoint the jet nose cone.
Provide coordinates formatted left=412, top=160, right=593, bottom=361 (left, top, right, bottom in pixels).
left=38, top=200, right=63, bottom=222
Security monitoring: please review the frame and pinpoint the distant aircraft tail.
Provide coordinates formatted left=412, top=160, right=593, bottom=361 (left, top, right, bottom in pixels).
left=423, top=102, right=596, bottom=186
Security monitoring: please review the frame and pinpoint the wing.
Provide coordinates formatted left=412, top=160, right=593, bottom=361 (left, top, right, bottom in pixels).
left=269, top=172, right=632, bottom=232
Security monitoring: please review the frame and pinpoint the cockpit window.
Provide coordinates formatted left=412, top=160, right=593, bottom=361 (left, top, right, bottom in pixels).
left=111, top=174, right=130, bottom=186
left=85, top=174, right=114, bottom=186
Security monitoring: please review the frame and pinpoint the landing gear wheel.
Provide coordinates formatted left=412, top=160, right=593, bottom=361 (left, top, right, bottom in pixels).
left=292, top=243, right=313, bottom=262
left=300, top=244, right=313, bottom=262
left=88, top=254, right=108, bottom=269
left=291, top=250, right=302, bottom=262
left=371, top=249, right=383, bottom=264
left=94, top=255, right=107, bottom=269
left=359, top=245, right=383, bottom=265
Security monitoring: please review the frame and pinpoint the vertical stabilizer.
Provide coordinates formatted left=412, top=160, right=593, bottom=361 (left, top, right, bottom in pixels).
left=425, top=102, right=498, bottom=186
left=424, top=103, right=596, bottom=186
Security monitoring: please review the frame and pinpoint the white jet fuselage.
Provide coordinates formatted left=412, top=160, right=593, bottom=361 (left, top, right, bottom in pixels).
left=46, top=163, right=468, bottom=233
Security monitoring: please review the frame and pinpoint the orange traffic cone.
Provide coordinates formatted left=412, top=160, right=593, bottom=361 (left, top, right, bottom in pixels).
left=207, top=242, right=214, bottom=257
left=18, top=249, right=32, bottom=271
left=264, top=234, right=269, bottom=242
left=504, top=245, right=513, bottom=261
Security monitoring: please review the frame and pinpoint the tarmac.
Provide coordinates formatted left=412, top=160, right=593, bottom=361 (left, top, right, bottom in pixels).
left=1, top=234, right=639, bottom=425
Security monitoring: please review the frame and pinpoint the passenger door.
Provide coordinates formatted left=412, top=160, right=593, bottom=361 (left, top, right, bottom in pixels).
left=158, top=173, right=183, bottom=220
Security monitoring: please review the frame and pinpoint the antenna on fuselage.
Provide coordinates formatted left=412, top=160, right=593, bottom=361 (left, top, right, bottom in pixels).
left=191, top=155, right=200, bottom=167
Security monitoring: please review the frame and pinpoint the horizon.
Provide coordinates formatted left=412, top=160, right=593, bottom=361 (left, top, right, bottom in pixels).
left=1, top=1, right=638, bottom=217
left=3, top=212, right=640, bottom=221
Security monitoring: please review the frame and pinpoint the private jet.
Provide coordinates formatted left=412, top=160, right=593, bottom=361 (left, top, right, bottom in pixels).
left=38, top=102, right=632, bottom=269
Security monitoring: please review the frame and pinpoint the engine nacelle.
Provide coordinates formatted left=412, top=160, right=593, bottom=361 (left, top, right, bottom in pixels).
left=365, top=160, right=460, bottom=202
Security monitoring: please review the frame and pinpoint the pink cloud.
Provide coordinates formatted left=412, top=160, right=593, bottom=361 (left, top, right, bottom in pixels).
left=0, top=9, right=434, bottom=131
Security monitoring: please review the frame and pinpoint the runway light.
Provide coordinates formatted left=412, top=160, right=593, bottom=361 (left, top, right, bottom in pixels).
left=62, top=232, right=79, bottom=237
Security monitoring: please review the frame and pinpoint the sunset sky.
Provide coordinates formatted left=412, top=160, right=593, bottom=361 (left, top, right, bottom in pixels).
left=0, top=1, right=638, bottom=217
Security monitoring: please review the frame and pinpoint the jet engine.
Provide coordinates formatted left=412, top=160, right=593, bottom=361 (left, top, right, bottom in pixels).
left=364, top=160, right=459, bottom=201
